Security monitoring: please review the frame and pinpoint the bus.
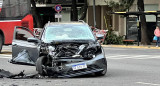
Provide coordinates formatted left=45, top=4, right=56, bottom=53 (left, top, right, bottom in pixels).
left=0, top=0, right=33, bottom=52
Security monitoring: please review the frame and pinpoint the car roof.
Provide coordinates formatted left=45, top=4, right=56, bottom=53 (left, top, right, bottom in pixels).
left=45, top=21, right=88, bottom=27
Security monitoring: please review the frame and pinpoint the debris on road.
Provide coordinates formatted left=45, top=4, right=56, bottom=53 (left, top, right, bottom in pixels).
left=0, top=69, right=40, bottom=79
left=0, top=69, right=13, bottom=78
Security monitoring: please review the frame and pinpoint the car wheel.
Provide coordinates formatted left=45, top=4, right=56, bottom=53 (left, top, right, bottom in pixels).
left=95, top=65, right=107, bottom=76
left=36, top=56, right=47, bottom=75
left=0, top=35, right=3, bottom=53
left=95, top=59, right=107, bottom=76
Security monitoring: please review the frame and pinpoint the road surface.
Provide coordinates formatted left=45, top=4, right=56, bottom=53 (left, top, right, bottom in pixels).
left=0, top=46, right=160, bottom=86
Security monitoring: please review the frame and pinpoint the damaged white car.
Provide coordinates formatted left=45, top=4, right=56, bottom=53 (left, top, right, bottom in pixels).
left=10, top=22, right=107, bottom=78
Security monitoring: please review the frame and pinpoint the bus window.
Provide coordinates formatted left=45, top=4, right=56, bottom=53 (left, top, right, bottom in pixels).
left=0, top=0, right=30, bottom=19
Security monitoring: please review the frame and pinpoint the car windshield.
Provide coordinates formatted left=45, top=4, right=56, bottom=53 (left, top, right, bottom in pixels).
left=43, top=24, right=95, bottom=42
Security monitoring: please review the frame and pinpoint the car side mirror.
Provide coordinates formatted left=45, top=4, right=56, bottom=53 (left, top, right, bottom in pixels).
left=27, top=37, right=40, bottom=43
left=96, top=34, right=104, bottom=40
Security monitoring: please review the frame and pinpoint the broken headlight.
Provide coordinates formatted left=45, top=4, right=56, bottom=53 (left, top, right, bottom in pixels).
left=48, top=46, right=56, bottom=56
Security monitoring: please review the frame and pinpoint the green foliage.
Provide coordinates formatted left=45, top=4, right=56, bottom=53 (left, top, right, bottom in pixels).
left=108, top=0, right=135, bottom=11
left=35, top=0, right=47, bottom=4
left=104, top=30, right=123, bottom=44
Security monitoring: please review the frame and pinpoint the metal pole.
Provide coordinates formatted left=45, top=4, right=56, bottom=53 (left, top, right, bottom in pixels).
left=58, top=12, right=60, bottom=22
left=137, top=15, right=140, bottom=46
left=93, top=0, right=96, bottom=27
left=126, top=16, right=128, bottom=39
left=156, top=14, right=158, bottom=26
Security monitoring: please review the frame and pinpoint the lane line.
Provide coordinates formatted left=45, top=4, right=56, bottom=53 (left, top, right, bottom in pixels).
left=106, top=55, right=160, bottom=60
left=0, top=54, right=160, bottom=60
left=0, top=55, right=12, bottom=57
left=0, top=54, right=12, bottom=59
left=136, top=82, right=160, bottom=86
left=106, top=55, right=131, bottom=59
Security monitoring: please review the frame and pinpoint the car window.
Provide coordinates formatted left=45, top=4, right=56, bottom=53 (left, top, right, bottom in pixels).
left=43, top=25, right=95, bottom=42
left=0, top=0, right=30, bottom=18
left=15, top=27, right=34, bottom=41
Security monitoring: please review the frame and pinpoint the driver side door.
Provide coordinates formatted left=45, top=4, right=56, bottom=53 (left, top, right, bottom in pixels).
left=11, top=26, right=39, bottom=65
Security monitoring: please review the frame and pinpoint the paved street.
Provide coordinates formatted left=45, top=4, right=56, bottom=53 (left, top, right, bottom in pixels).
left=0, top=46, right=160, bottom=86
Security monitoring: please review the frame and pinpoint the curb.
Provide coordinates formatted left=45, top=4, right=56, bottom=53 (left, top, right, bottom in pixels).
left=1, top=50, right=12, bottom=55
left=102, top=45, right=160, bottom=49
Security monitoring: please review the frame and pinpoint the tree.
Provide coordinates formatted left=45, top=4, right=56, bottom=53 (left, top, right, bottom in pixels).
left=31, top=0, right=42, bottom=28
left=137, top=0, right=150, bottom=45
left=79, top=0, right=88, bottom=20
left=108, top=0, right=135, bottom=11
left=71, top=0, right=78, bottom=21
left=109, top=0, right=150, bottom=45
left=71, top=0, right=88, bottom=21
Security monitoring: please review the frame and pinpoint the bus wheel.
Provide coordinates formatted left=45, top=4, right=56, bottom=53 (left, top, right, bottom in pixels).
left=0, top=35, right=3, bottom=53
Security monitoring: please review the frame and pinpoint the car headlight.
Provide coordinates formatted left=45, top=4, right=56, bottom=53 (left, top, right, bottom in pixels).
left=48, top=46, right=56, bottom=56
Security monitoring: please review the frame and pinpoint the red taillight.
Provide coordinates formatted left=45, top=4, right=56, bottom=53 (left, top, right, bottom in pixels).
left=21, top=21, right=29, bottom=28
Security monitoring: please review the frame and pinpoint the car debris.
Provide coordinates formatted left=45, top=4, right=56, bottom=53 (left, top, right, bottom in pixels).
left=0, top=69, right=42, bottom=79
left=0, top=69, right=13, bottom=78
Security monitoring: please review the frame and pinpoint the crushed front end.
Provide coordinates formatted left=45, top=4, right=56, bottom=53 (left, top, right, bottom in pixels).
left=37, top=41, right=107, bottom=77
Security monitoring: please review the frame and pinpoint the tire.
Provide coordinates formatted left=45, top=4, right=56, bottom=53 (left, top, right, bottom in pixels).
left=95, top=65, right=107, bottom=76
left=95, top=59, right=107, bottom=76
left=0, top=35, right=3, bottom=53
left=36, top=56, right=47, bottom=75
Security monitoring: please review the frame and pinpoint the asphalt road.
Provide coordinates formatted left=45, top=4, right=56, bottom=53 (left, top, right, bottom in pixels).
left=0, top=46, right=160, bottom=86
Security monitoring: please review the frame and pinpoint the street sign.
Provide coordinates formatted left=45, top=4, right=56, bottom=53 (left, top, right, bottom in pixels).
left=55, top=5, right=62, bottom=13
left=55, top=13, right=62, bottom=18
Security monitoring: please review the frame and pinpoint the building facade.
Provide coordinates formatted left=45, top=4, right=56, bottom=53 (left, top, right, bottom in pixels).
left=34, top=0, right=160, bottom=41
left=86, top=0, right=160, bottom=40
left=36, top=0, right=85, bottom=26
left=86, top=0, right=160, bottom=41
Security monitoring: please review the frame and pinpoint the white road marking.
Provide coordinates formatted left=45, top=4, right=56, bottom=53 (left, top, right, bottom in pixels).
left=0, top=53, right=160, bottom=60
left=106, top=55, right=131, bottom=59
left=106, top=54, right=160, bottom=60
left=0, top=54, right=12, bottom=59
left=104, top=48, right=128, bottom=51
left=136, top=82, right=160, bottom=86
left=106, top=55, right=128, bottom=58
left=131, top=55, right=152, bottom=59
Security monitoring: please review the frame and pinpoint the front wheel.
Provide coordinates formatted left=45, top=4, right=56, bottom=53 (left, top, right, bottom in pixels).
left=36, top=56, right=47, bottom=75
left=0, top=35, right=3, bottom=53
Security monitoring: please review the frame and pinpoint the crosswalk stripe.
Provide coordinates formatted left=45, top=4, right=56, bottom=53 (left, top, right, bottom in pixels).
left=106, top=55, right=160, bottom=59
left=0, top=54, right=160, bottom=60
left=0, top=54, right=12, bottom=59
left=0, top=55, right=12, bottom=57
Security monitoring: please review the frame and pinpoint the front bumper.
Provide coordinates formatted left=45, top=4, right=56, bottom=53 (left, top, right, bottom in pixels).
left=58, top=53, right=107, bottom=78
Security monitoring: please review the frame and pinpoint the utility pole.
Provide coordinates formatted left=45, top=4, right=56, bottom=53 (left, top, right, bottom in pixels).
left=93, top=0, right=96, bottom=27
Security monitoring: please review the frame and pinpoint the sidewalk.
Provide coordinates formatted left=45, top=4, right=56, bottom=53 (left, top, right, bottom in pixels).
left=102, top=43, right=160, bottom=49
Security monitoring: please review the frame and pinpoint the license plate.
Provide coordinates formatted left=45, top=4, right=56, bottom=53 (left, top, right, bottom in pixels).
left=72, top=63, right=87, bottom=71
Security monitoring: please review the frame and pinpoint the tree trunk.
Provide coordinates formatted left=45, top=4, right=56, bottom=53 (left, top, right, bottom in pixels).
left=79, top=0, right=88, bottom=20
left=71, top=0, right=78, bottom=21
left=137, top=0, right=150, bottom=45
left=31, top=0, right=42, bottom=28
